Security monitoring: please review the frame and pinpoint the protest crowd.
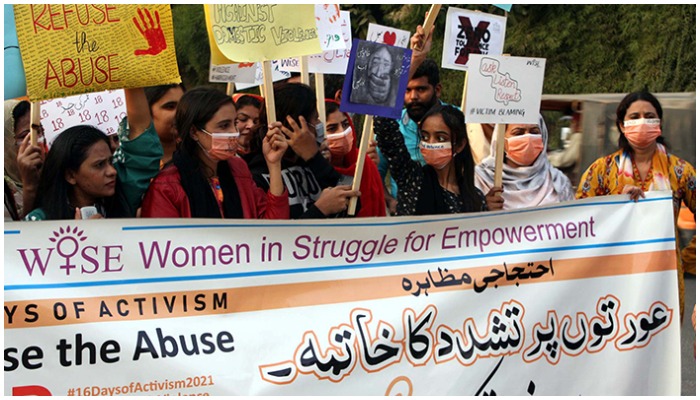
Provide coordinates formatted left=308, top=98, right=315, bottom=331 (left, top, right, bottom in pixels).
left=3, top=4, right=695, bottom=396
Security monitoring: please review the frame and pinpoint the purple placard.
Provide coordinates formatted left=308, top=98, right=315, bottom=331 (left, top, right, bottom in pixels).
left=340, top=39, right=412, bottom=119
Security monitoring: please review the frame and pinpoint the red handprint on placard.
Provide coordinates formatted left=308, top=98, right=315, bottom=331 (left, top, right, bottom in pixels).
left=133, top=8, right=167, bottom=56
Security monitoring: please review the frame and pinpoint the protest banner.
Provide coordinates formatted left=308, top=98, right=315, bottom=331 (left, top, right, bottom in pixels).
left=4, top=192, right=680, bottom=395
left=4, top=4, right=27, bottom=100
left=204, top=4, right=322, bottom=63
left=39, top=89, right=126, bottom=147
left=13, top=5, right=180, bottom=102
left=440, top=7, right=507, bottom=72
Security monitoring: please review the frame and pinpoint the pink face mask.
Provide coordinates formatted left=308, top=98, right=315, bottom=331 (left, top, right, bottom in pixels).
left=505, top=134, right=544, bottom=166
left=326, top=127, right=354, bottom=157
left=420, top=141, right=452, bottom=170
left=199, top=129, right=239, bottom=161
left=623, top=118, right=661, bottom=148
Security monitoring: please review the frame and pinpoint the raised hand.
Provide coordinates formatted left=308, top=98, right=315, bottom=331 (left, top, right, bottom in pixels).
left=133, top=8, right=167, bottom=56
left=280, top=115, right=319, bottom=161
left=263, top=123, right=288, bottom=165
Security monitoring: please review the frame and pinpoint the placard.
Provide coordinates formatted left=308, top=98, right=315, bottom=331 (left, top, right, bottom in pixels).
left=465, top=55, right=545, bottom=124
left=441, top=7, right=507, bottom=71
left=4, top=4, right=27, bottom=100
left=278, top=11, right=352, bottom=75
left=209, top=62, right=258, bottom=84
left=366, top=23, right=411, bottom=48
left=233, top=60, right=291, bottom=91
left=205, top=4, right=322, bottom=63
left=340, top=39, right=412, bottom=119
left=40, top=89, right=126, bottom=147
left=13, top=5, right=181, bottom=101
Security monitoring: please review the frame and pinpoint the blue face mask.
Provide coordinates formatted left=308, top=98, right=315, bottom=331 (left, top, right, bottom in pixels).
left=315, top=122, right=325, bottom=145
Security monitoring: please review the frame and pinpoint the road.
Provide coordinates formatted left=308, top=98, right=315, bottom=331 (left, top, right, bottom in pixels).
left=681, top=272, right=696, bottom=396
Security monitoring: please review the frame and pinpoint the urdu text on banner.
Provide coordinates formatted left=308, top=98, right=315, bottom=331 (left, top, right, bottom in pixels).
left=4, top=192, right=680, bottom=395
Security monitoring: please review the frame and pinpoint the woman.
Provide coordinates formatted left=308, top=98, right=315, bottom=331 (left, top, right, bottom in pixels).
left=247, top=83, right=360, bottom=219
left=577, top=91, right=695, bottom=318
left=474, top=115, right=574, bottom=210
left=5, top=99, right=44, bottom=220
left=25, top=88, right=160, bottom=220
left=141, top=87, right=289, bottom=219
left=374, top=105, right=488, bottom=216
left=144, top=83, right=185, bottom=166
left=324, top=100, right=386, bottom=217
left=233, top=93, right=263, bottom=159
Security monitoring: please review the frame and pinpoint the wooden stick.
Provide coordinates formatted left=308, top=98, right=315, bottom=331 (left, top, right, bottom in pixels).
left=423, top=4, right=441, bottom=31
left=461, top=71, right=469, bottom=113
left=299, top=56, right=310, bottom=85
left=226, top=82, right=234, bottom=96
left=261, top=60, right=277, bottom=123
left=30, top=101, right=41, bottom=147
left=493, top=124, right=506, bottom=189
left=315, top=72, right=326, bottom=130
left=347, top=115, right=373, bottom=216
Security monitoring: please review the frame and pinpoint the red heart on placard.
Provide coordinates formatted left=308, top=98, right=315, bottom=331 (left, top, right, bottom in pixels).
left=383, top=31, right=397, bottom=46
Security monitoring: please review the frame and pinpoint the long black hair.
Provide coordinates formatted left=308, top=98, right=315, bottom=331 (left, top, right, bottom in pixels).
left=35, top=125, right=122, bottom=219
left=616, top=91, right=666, bottom=154
left=144, top=83, right=186, bottom=112
left=420, top=105, right=483, bottom=212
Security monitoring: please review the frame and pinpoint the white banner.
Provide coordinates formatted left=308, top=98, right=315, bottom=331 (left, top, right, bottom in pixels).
left=40, top=89, right=126, bottom=147
left=465, top=54, right=545, bottom=124
left=441, top=7, right=507, bottom=72
left=4, top=193, right=680, bottom=395
left=367, top=23, right=411, bottom=48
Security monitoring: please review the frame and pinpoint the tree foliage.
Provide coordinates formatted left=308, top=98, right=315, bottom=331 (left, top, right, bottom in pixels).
left=170, top=4, right=696, bottom=104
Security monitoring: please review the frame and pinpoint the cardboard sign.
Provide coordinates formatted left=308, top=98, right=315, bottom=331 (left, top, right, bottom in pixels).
left=205, top=4, right=322, bottom=63
left=279, top=11, right=352, bottom=75
left=3, top=193, right=681, bottom=396
left=441, top=7, right=507, bottom=71
left=340, top=39, right=412, bottom=119
left=40, top=89, right=126, bottom=147
left=13, top=5, right=180, bottom=101
left=233, top=60, right=291, bottom=90
left=366, top=23, right=411, bottom=48
left=465, top=55, right=546, bottom=124
left=314, top=4, right=346, bottom=52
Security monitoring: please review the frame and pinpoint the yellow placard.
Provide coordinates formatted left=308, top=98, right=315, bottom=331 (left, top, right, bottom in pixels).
left=14, top=4, right=181, bottom=101
left=205, top=4, right=322, bottom=63
left=203, top=4, right=235, bottom=65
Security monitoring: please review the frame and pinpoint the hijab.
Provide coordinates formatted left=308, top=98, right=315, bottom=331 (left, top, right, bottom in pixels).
left=474, top=115, right=574, bottom=209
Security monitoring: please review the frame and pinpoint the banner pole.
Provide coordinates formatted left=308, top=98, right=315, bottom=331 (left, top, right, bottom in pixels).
left=299, top=56, right=310, bottom=85
left=347, top=115, right=373, bottom=216
left=262, top=60, right=277, bottom=124
left=29, top=101, right=41, bottom=146
left=423, top=4, right=441, bottom=31
left=315, top=73, right=326, bottom=130
left=493, top=123, right=506, bottom=189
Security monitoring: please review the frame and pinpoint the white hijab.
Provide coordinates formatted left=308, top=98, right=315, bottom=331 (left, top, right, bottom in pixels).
left=474, top=115, right=574, bottom=209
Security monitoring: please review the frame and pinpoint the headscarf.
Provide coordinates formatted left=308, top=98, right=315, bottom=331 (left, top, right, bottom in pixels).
left=327, top=100, right=386, bottom=217
left=617, top=143, right=671, bottom=191
left=474, top=115, right=574, bottom=209
left=4, top=99, right=22, bottom=187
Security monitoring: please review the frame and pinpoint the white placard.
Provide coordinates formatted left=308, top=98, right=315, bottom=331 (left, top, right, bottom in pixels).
left=278, top=11, right=352, bottom=75
left=234, top=60, right=292, bottom=91
left=465, top=55, right=545, bottom=124
left=315, top=4, right=346, bottom=51
left=366, top=23, right=411, bottom=48
left=209, top=63, right=258, bottom=84
left=39, top=89, right=126, bottom=147
left=441, top=7, right=507, bottom=72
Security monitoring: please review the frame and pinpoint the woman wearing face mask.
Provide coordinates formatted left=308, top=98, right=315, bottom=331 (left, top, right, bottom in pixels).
left=140, top=87, right=289, bottom=219
left=474, top=115, right=574, bottom=211
left=577, top=90, right=695, bottom=318
left=324, top=100, right=386, bottom=217
left=374, top=105, right=488, bottom=216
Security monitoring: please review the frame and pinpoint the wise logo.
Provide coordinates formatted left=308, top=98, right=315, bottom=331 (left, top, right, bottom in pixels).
left=16, top=225, right=124, bottom=277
